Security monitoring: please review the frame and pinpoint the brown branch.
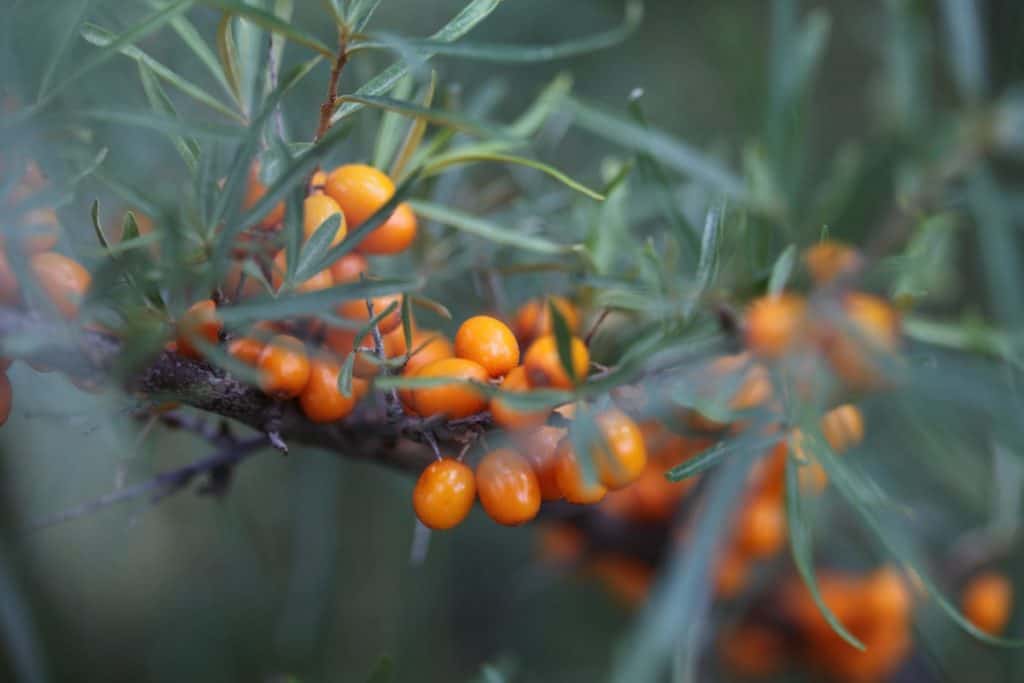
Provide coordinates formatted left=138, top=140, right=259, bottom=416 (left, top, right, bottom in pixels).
left=314, top=29, right=349, bottom=144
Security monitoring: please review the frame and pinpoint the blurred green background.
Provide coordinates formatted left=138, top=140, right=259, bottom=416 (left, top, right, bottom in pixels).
left=3, top=1, right=1024, bottom=681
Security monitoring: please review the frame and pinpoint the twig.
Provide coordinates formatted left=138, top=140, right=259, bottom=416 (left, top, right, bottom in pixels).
left=313, top=29, right=348, bottom=145
left=584, top=308, right=611, bottom=346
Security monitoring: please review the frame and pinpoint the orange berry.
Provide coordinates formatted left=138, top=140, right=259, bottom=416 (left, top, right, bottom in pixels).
left=412, top=458, right=477, bottom=530
left=30, top=252, right=90, bottom=319
left=691, top=354, right=773, bottom=431
left=744, top=292, right=808, bottom=358
left=962, top=571, right=1013, bottom=635
left=411, top=357, right=489, bottom=419
left=736, top=496, right=786, bottom=558
left=244, top=163, right=286, bottom=229
left=554, top=439, right=607, bottom=504
left=513, top=296, right=580, bottom=345
left=476, top=448, right=541, bottom=526
left=351, top=377, right=370, bottom=402
left=324, top=163, right=395, bottom=228
left=257, top=334, right=310, bottom=398
left=588, top=554, right=653, bottom=607
left=0, top=371, right=11, bottom=426
left=355, top=201, right=418, bottom=255
left=228, top=337, right=263, bottom=365
left=176, top=299, right=222, bottom=360
left=821, top=403, right=864, bottom=453
left=223, top=261, right=266, bottom=300
left=404, top=329, right=454, bottom=377
left=336, top=294, right=402, bottom=334
left=823, top=292, right=901, bottom=388
left=299, top=359, right=357, bottom=423
left=518, top=425, right=566, bottom=501
left=523, top=334, right=589, bottom=389
left=591, top=409, right=647, bottom=490
left=864, top=566, right=912, bottom=625
left=309, top=170, right=328, bottom=192
left=323, top=325, right=406, bottom=379
left=455, top=315, right=520, bottom=378
left=490, top=365, right=550, bottom=430
left=303, top=192, right=346, bottom=246
left=271, top=250, right=334, bottom=293
left=328, top=252, right=369, bottom=283
left=804, top=240, right=861, bottom=284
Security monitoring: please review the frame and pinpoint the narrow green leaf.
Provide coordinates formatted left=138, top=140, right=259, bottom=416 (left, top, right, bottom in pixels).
left=423, top=151, right=604, bottom=200
left=77, top=108, right=242, bottom=141
left=785, top=455, right=865, bottom=650
left=202, top=0, right=334, bottom=56
left=767, top=244, right=796, bottom=296
left=568, top=406, right=601, bottom=486
left=400, top=294, right=413, bottom=351
left=121, top=212, right=142, bottom=243
left=93, top=171, right=162, bottom=218
left=507, top=73, right=572, bottom=139
left=549, top=299, right=577, bottom=383
left=410, top=294, right=452, bottom=320
left=90, top=200, right=109, bottom=250
left=292, top=214, right=342, bottom=283
left=390, top=72, right=437, bottom=180
left=137, top=60, right=200, bottom=172
left=664, top=444, right=725, bottom=482
left=372, top=75, right=414, bottom=170
left=218, top=278, right=419, bottom=324
left=348, top=0, right=383, bottom=32
left=688, top=202, right=724, bottom=315
left=37, top=0, right=92, bottom=101
left=338, top=348, right=357, bottom=399
left=216, top=12, right=244, bottom=108
left=336, top=94, right=516, bottom=141
left=164, top=11, right=240, bottom=106
left=410, top=200, right=581, bottom=255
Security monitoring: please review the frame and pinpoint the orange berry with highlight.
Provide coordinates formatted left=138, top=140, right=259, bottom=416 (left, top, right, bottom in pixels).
left=404, top=329, right=455, bottom=377
left=257, top=334, right=310, bottom=398
left=822, top=403, right=864, bottom=453
left=804, top=240, right=861, bottom=284
left=336, top=294, right=402, bottom=334
left=411, top=357, right=489, bottom=419
left=413, top=458, right=477, bottom=530
left=591, top=409, right=647, bottom=490
left=490, top=366, right=550, bottom=430
left=523, top=334, right=589, bottom=389
left=0, top=372, right=11, bottom=427
left=476, top=448, right=541, bottom=526
left=745, top=293, right=808, bottom=358
left=176, top=299, right=222, bottom=360
left=299, top=359, right=357, bottom=423
left=30, top=252, right=90, bottom=319
left=736, top=496, right=786, bottom=558
left=356, top=201, right=418, bottom=255
left=513, top=296, right=580, bottom=345
left=324, top=164, right=395, bottom=228
left=303, top=192, right=346, bottom=246
left=962, top=571, right=1013, bottom=635
left=864, top=566, right=912, bottom=624
left=328, top=252, right=369, bottom=283
left=455, top=315, right=520, bottom=378
left=228, top=337, right=263, bottom=365
left=554, top=439, right=607, bottom=504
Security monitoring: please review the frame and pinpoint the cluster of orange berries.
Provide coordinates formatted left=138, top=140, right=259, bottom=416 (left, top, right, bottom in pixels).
left=0, top=160, right=94, bottom=428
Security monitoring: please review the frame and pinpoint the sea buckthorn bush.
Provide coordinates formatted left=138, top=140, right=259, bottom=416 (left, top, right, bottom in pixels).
left=1, top=1, right=1024, bottom=682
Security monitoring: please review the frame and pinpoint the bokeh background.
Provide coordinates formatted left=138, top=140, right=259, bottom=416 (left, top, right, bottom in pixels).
left=3, top=1, right=1024, bottom=681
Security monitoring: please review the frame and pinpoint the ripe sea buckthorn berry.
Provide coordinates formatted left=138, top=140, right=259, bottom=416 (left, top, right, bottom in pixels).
left=0, top=371, right=11, bottom=426
left=518, top=425, right=565, bottom=500
left=324, top=163, right=395, bottom=228
left=309, top=170, right=327, bottom=192
left=228, top=337, right=263, bottom=365
left=744, top=292, right=808, bottom=358
left=513, top=296, right=580, bottom=345
left=476, top=448, right=541, bottom=526
left=303, top=192, right=346, bottom=246
left=962, top=571, right=1013, bottom=635
left=824, top=292, right=901, bottom=388
left=328, top=252, right=369, bottom=283
left=804, top=240, right=861, bottom=284
left=413, top=458, right=476, bottom=530
left=490, top=366, right=549, bottom=430
left=592, top=409, right=647, bottom=489
left=523, top=334, right=589, bottom=389
left=355, top=201, right=418, bottom=255
left=404, top=329, right=454, bottom=377
left=821, top=403, right=864, bottom=453
left=176, top=299, right=221, bottom=360
left=30, top=252, right=90, bottom=319
left=588, top=554, right=654, bottom=607
left=299, top=359, right=357, bottom=423
left=0, top=248, right=20, bottom=305
left=336, top=294, right=402, bottom=334
left=736, top=496, right=786, bottom=558
left=455, top=315, right=520, bottom=378
left=864, top=567, right=912, bottom=624
left=554, top=439, right=607, bottom=504
left=244, top=163, right=286, bottom=230
left=257, top=334, right=310, bottom=398
left=789, top=430, right=829, bottom=494
left=271, top=251, right=334, bottom=293
left=411, top=357, right=489, bottom=419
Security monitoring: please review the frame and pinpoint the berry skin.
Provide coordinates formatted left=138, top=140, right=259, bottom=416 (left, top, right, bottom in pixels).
left=523, top=334, right=589, bottom=389
left=745, top=293, right=808, bottom=358
left=356, top=202, right=418, bottom=255
left=554, top=439, right=607, bottom=504
left=490, top=365, right=550, bottom=430
left=592, top=409, right=647, bottom=489
left=804, top=240, right=861, bottom=284
left=177, top=299, right=222, bottom=360
left=476, top=448, right=541, bottom=526
left=518, top=426, right=566, bottom=500
left=962, top=571, right=1013, bottom=635
left=403, top=329, right=455, bottom=377
left=821, top=403, right=864, bottom=453
left=454, top=315, right=520, bottom=378
left=864, top=567, right=912, bottom=624
left=336, top=294, right=402, bottom=334
left=228, top=337, right=263, bottom=365
left=328, top=253, right=369, bottom=284
left=410, top=357, right=489, bottom=419
left=513, top=296, right=580, bottom=345
left=299, top=359, right=357, bottom=423
left=413, top=458, right=477, bottom=530
left=736, top=496, right=786, bottom=558
left=257, top=335, right=310, bottom=398
left=244, top=163, right=286, bottom=230
left=0, top=371, right=11, bottom=427
left=30, top=252, right=91, bottom=319
left=303, top=192, right=346, bottom=246
left=271, top=251, right=334, bottom=293
left=324, top=164, right=395, bottom=228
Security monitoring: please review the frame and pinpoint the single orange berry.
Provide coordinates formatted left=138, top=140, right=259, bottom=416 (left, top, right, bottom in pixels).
left=454, top=315, right=520, bottom=378
left=257, top=334, right=310, bottom=398
left=804, top=240, right=862, bottom=284
left=0, top=371, right=11, bottom=427
left=403, top=329, right=455, bottom=377
left=962, top=571, right=1013, bottom=635
left=177, top=299, right=222, bottom=360
left=303, top=192, right=346, bottom=246
left=244, top=163, right=286, bottom=230
left=412, top=458, right=477, bottom=530
left=328, top=252, right=369, bottom=284
left=513, top=296, right=580, bottom=345
left=271, top=250, right=334, bottom=293
left=823, top=292, right=901, bottom=388
left=490, top=365, right=550, bottom=430
left=591, top=409, right=647, bottom=490
left=355, top=201, right=418, bottom=255
left=299, top=359, right=357, bottom=423
left=736, top=496, right=786, bottom=558
left=518, top=425, right=566, bottom=500
left=745, top=292, right=808, bottom=358
left=554, top=439, right=607, bottom=504
left=411, top=357, right=489, bottom=419
left=336, top=294, right=402, bottom=334
left=228, top=337, right=263, bottom=365
left=864, top=566, right=912, bottom=624
left=821, top=403, right=864, bottom=453
left=30, top=252, right=91, bottom=319
left=476, top=448, right=541, bottom=526
left=324, top=164, right=395, bottom=228
left=523, top=334, right=589, bottom=389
